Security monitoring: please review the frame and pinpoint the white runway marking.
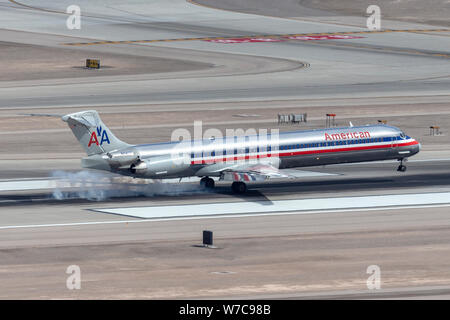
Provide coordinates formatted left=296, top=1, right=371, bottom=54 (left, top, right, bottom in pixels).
left=0, top=179, right=53, bottom=191
left=279, top=169, right=336, bottom=177
left=0, top=157, right=447, bottom=192
left=96, top=192, right=450, bottom=219
left=1, top=203, right=450, bottom=230
left=0, top=170, right=335, bottom=192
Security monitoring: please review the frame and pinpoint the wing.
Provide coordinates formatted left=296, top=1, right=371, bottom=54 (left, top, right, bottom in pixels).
left=219, top=163, right=292, bottom=182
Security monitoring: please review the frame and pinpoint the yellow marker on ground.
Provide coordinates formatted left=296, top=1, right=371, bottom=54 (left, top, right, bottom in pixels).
left=86, top=59, right=100, bottom=69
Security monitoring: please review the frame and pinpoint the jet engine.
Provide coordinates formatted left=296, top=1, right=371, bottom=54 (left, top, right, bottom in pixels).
left=129, top=154, right=190, bottom=177
left=106, top=149, right=140, bottom=165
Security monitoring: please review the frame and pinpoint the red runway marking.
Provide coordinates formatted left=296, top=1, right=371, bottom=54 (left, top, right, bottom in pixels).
left=286, top=35, right=364, bottom=41
left=205, top=37, right=284, bottom=43
left=204, top=35, right=364, bottom=44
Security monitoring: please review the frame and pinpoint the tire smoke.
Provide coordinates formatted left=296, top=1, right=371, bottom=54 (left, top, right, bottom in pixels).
left=50, top=170, right=204, bottom=201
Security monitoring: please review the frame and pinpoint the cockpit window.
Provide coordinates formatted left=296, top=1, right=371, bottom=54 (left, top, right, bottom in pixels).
left=399, top=132, right=406, bottom=139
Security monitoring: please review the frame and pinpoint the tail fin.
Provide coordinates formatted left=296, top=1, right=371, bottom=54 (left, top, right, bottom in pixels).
left=62, top=110, right=131, bottom=156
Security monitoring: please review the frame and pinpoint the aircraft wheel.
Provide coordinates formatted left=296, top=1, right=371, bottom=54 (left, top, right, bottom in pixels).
left=397, top=165, right=407, bottom=172
left=200, top=177, right=215, bottom=189
left=231, top=181, right=247, bottom=194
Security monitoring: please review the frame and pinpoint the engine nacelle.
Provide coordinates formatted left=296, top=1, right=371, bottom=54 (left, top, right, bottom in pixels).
left=106, top=149, right=139, bottom=165
left=130, top=154, right=190, bottom=177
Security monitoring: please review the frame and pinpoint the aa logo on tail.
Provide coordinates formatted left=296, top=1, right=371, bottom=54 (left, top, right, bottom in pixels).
left=88, top=126, right=110, bottom=147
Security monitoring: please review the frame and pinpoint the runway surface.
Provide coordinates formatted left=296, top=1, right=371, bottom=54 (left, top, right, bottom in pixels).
left=0, top=0, right=449, bottom=299
left=1, top=159, right=450, bottom=299
left=1, top=0, right=450, bottom=108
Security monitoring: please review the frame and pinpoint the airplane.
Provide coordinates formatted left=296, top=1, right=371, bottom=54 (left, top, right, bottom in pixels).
left=62, top=110, right=421, bottom=194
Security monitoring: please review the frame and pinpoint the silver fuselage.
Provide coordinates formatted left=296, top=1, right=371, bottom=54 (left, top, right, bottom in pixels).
left=86, top=124, right=420, bottom=179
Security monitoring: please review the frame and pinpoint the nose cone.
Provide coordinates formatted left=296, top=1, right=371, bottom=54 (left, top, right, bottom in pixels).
left=411, top=140, right=421, bottom=155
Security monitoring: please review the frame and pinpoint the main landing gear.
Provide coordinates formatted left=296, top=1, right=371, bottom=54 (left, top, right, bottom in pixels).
left=200, top=177, right=248, bottom=194
left=397, top=159, right=407, bottom=172
left=231, top=181, right=247, bottom=194
left=200, top=177, right=215, bottom=189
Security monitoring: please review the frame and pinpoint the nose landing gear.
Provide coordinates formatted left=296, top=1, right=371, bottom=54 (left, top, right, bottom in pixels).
left=397, top=159, right=407, bottom=172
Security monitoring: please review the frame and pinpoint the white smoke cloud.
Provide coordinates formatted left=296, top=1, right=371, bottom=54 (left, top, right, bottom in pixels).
left=50, top=170, right=205, bottom=201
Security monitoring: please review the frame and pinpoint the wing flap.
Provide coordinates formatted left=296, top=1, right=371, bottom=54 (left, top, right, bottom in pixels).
left=219, top=163, right=293, bottom=182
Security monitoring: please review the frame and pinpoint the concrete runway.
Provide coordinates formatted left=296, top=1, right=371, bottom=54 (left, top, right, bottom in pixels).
left=1, top=0, right=449, bottom=108
left=0, top=0, right=449, bottom=299
left=1, top=160, right=450, bottom=299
